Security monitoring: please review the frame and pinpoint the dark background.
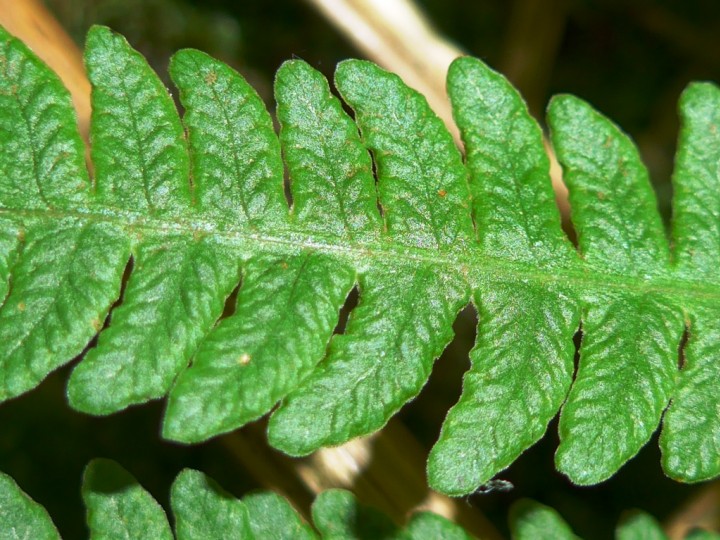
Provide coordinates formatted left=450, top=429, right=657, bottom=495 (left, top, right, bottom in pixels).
left=1, top=0, right=719, bottom=538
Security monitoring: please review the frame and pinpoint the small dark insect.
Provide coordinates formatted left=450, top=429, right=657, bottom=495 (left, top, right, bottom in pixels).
left=475, top=479, right=514, bottom=494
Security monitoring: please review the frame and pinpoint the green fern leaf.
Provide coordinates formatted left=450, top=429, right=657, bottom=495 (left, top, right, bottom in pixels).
left=0, top=469, right=61, bottom=540
left=0, top=461, right=472, bottom=539
left=243, top=492, right=319, bottom=540
left=312, top=489, right=473, bottom=539
left=0, top=25, right=130, bottom=402
left=6, top=460, right=719, bottom=540
left=615, top=511, right=668, bottom=540
left=267, top=58, right=472, bottom=454
left=1, top=23, right=720, bottom=495
left=548, top=94, right=685, bottom=484
left=83, top=459, right=173, bottom=540
left=659, top=83, right=720, bottom=483
left=508, top=499, right=579, bottom=540
left=170, top=469, right=252, bottom=539
left=508, top=501, right=707, bottom=540
left=427, top=56, right=580, bottom=494
left=66, top=29, right=241, bottom=414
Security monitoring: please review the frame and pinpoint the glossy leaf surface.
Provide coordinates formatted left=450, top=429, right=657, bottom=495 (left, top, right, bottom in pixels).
left=0, top=24, right=719, bottom=495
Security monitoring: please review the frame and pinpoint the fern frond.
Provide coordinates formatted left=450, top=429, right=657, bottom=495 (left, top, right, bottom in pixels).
left=3, top=462, right=716, bottom=539
left=1, top=24, right=719, bottom=495
left=0, top=460, right=473, bottom=539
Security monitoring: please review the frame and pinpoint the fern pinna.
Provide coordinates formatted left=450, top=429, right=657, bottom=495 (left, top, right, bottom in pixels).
left=5, top=458, right=704, bottom=540
left=2, top=459, right=474, bottom=539
left=0, top=24, right=718, bottom=495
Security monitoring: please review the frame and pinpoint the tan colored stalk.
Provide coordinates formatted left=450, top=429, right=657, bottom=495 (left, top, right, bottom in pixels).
left=0, top=0, right=90, bottom=141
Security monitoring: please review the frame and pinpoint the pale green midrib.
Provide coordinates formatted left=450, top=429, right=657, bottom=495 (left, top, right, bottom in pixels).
left=1, top=205, right=719, bottom=304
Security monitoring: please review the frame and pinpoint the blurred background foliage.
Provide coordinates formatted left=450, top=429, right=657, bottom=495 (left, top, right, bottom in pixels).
left=1, top=0, right=720, bottom=538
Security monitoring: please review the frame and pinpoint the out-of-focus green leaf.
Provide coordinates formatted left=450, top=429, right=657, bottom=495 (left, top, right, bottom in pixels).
left=0, top=470, right=61, bottom=540
left=171, top=469, right=251, bottom=540
left=615, top=510, right=668, bottom=540
left=509, top=499, right=579, bottom=540
left=82, top=459, right=173, bottom=540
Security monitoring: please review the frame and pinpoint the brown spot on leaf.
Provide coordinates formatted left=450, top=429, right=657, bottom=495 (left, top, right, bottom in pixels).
left=205, top=70, right=217, bottom=85
left=17, top=302, right=25, bottom=312
left=438, top=189, right=447, bottom=197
